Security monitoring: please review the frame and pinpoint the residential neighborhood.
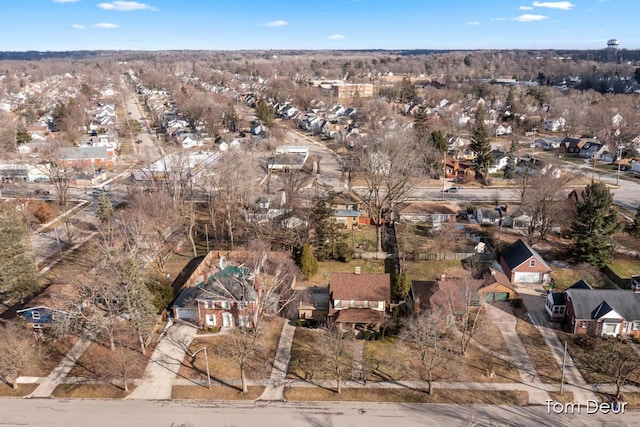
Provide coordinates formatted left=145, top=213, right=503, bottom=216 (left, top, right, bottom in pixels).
left=3, top=38, right=640, bottom=426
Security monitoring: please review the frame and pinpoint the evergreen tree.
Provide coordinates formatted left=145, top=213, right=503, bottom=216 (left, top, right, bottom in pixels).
left=0, top=205, right=39, bottom=298
left=255, top=98, right=274, bottom=126
left=470, top=108, right=494, bottom=182
left=503, top=141, right=517, bottom=179
left=399, top=77, right=417, bottom=103
left=631, top=204, right=640, bottom=236
left=300, top=243, right=318, bottom=279
left=96, top=193, right=114, bottom=224
left=431, top=130, right=447, bottom=153
left=571, top=182, right=621, bottom=267
left=413, top=105, right=429, bottom=143
left=391, top=271, right=411, bottom=301
left=311, top=194, right=352, bottom=262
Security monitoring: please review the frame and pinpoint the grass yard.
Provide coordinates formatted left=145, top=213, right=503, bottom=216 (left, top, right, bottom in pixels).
left=363, top=336, right=521, bottom=384
left=551, top=263, right=611, bottom=290
left=472, top=316, right=512, bottom=358
left=606, top=258, right=640, bottom=281
left=0, top=383, right=38, bottom=397
left=68, top=332, right=153, bottom=383
left=350, top=225, right=378, bottom=252
left=21, top=334, right=78, bottom=377
left=304, top=259, right=387, bottom=287
left=178, top=317, right=284, bottom=381
left=516, top=318, right=562, bottom=383
left=53, top=383, right=134, bottom=398
left=172, top=385, right=264, bottom=400
left=287, top=327, right=354, bottom=381
left=562, top=333, right=640, bottom=386
left=283, top=387, right=528, bottom=405
left=402, top=259, right=471, bottom=282
left=547, top=391, right=575, bottom=404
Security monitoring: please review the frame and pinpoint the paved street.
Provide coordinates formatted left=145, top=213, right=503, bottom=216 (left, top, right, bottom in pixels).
left=2, top=399, right=639, bottom=427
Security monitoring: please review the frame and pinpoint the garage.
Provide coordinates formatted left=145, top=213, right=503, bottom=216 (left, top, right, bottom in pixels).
left=513, top=272, right=542, bottom=284
left=483, top=292, right=510, bottom=302
left=174, top=308, right=198, bottom=321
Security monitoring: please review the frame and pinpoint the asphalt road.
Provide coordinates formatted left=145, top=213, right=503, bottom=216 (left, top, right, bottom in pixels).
left=2, top=399, right=639, bottom=427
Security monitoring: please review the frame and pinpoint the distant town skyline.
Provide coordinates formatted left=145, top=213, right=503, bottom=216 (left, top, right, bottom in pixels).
left=1, top=0, right=637, bottom=51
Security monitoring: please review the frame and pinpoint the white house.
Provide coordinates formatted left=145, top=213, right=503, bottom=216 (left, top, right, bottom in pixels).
left=488, top=150, right=509, bottom=174
left=544, top=117, right=566, bottom=132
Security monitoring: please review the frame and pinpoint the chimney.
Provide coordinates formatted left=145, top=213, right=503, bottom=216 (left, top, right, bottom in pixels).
left=440, top=274, right=446, bottom=281
left=355, top=266, right=361, bottom=275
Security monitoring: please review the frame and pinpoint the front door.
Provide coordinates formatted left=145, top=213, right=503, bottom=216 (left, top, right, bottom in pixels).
left=222, top=312, right=233, bottom=328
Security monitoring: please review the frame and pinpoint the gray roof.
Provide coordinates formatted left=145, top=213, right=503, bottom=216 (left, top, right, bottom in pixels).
left=59, top=146, right=107, bottom=160
left=172, top=266, right=257, bottom=309
left=565, top=289, right=640, bottom=320
left=501, top=239, right=551, bottom=272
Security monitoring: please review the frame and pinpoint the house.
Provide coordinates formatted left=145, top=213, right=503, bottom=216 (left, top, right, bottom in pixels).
left=500, top=239, right=551, bottom=284
left=328, top=271, right=390, bottom=330
left=172, top=264, right=266, bottom=328
left=564, top=285, right=640, bottom=337
left=488, top=150, right=509, bottom=174
left=495, top=123, right=512, bottom=136
left=579, top=142, right=607, bottom=159
left=475, top=208, right=501, bottom=226
left=332, top=210, right=361, bottom=228
left=544, top=117, right=566, bottom=132
left=561, top=137, right=585, bottom=154
left=444, top=158, right=475, bottom=179
left=478, top=268, right=516, bottom=302
left=17, top=283, right=84, bottom=330
left=58, top=146, right=115, bottom=169
left=410, top=276, right=483, bottom=315
left=396, top=202, right=457, bottom=225
left=268, top=146, right=309, bottom=172
left=545, top=280, right=591, bottom=322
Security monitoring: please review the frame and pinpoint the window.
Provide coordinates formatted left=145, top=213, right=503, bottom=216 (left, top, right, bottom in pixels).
left=221, top=301, right=231, bottom=310
left=529, top=259, right=536, bottom=267
left=32, top=311, right=41, bottom=320
left=205, top=314, right=216, bottom=326
left=553, top=306, right=565, bottom=315
left=633, top=321, right=640, bottom=331
left=334, top=300, right=341, bottom=309
left=580, top=321, right=587, bottom=329
left=238, top=315, right=249, bottom=327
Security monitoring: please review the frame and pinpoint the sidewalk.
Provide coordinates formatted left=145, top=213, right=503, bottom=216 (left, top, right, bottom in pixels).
left=256, top=320, right=296, bottom=401
left=28, top=332, right=95, bottom=398
left=483, top=303, right=550, bottom=405
left=128, top=322, right=198, bottom=400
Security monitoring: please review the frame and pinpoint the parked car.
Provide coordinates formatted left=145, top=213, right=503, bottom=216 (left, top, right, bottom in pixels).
left=451, top=177, right=464, bottom=183
left=444, top=187, right=458, bottom=193
left=454, top=185, right=464, bottom=190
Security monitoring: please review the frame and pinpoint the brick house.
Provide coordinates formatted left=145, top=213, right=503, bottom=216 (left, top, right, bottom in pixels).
left=58, top=146, right=115, bottom=169
left=172, top=265, right=259, bottom=328
left=500, top=239, right=551, bottom=284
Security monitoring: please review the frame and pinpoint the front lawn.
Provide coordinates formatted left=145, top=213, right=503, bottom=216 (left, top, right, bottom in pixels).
left=287, top=327, right=354, bottom=381
left=283, top=387, right=528, bottom=405
left=516, top=318, right=561, bottom=383
left=53, top=383, right=134, bottom=398
left=172, top=385, right=264, bottom=400
left=178, top=317, right=284, bottom=381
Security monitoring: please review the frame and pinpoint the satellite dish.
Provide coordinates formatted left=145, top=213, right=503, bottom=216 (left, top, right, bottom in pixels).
left=219, top=256, right=226, bottom=270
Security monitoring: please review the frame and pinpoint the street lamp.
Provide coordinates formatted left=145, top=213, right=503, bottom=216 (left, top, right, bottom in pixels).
left=192, top=347, right=211, bottom=389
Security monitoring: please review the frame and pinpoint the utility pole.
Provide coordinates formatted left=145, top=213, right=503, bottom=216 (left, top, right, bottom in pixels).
left=560, top=340, right=567, bottom=395
left=531, top=127, right=537, bottom=157
left=616, top=145, right=623, bottom=186
left=192, top=347, right=211, bottom=389
left=441, top=149, right=446, bottom=201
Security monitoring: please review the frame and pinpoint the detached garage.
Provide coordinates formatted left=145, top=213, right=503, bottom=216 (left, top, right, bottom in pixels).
left=500, top=239, right=551, bottom=285
left=478, top=268, right=517, bottom=302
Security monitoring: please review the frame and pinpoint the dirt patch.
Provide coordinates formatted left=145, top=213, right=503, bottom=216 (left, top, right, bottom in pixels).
left=284, top=387, right=528, bottom=405
left=516, top=318, right=562, bottom=383
left=53, top=383, right=135, bottom=398
left=172, top=385, right=264, bottom=400
left=22, top=334, right=78, bottom=377
left=547, top=391, right=575, bottom=404
left=0, top=383, right=38, bottom=397
left=288, top=327, right=354, bottom=381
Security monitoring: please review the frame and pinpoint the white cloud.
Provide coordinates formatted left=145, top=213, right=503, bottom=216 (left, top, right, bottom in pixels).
left=53, top=0, right=80, bottom=3
left=264, top=20, right=288, bottom=27
left=97, top=1, right=157, bottom=11
left=71, top=24, right=86, bottom=30
left=532, top=1, right=575, bottom=9
left=467, top=21, right=480, bottom=26
left=513, top=14, right=548, bottom=22
left=519, top=5, right=534, bottom=10
left=94, top=23, right=120, bottom=29
left=328, top=34, right=346, bottom=39
left=491, top=17, right=506, bottom=21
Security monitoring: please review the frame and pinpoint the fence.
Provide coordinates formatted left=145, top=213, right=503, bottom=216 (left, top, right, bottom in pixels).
left=415, top=252, right=496, bottom=261
left=353, top=252, right=391, bottom=260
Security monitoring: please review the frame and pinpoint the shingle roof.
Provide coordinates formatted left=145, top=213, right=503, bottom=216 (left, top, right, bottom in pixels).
left=59, top=146, right=107, bottom=160
left=567, top=280, right=592, bottom=290
left=329, top=272, right=390, bottom=302
left=481, top=268, right=514, bottom=291
left=501, top=239, right=551, bottom=271
left=566, top=289, right=640, bottom=320
left=334, top=308, right=384, bottom=323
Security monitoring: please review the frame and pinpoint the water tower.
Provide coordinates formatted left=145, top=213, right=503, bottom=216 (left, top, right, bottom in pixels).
left=607, top=39, right=620, bottom=62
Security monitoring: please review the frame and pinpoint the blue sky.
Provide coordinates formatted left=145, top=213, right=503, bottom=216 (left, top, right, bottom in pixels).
left=1, top=0, right=637, bottom=51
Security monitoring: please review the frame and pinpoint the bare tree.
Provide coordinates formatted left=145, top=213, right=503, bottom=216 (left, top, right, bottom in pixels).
left=354, top=130, right=421, bottom=252
left=446, top=282, right=485, bottom=356
left=318, top=321, right=351, bottom=394
left=593, top=340, right=640, bottom=399
left=0, top=321, right=48, bottom=389
left=217, top=326, right=266, bottom=394
left=399, top=310, right=451, bottom=394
